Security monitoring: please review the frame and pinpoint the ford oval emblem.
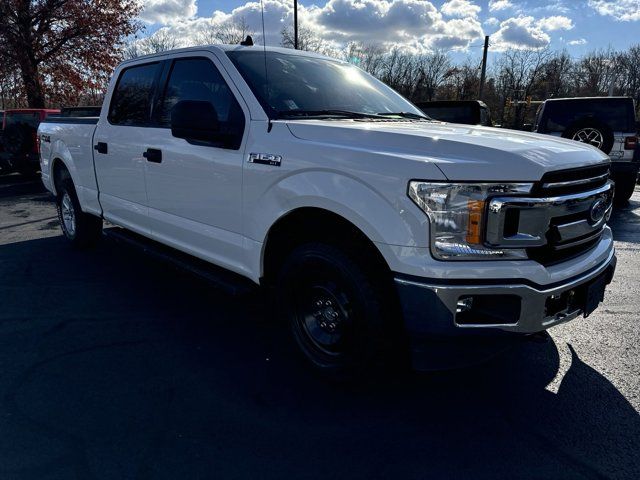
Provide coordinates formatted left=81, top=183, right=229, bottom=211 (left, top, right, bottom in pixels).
left=590, top=198, right=607, bottom=224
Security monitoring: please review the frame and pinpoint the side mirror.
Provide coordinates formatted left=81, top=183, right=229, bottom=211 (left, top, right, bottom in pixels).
left=171, top=100, right=219, bottom=142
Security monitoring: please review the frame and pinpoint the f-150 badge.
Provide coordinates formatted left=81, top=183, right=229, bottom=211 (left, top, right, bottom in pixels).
left=248, top=153, right=282, bottom=166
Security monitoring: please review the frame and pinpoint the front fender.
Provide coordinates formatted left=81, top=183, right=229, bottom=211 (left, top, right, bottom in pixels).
left=245, top=169, right=429, bottom=249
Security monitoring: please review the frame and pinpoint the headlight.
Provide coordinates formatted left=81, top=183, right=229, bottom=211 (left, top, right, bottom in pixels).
left=408, top=182, right=533, bottom=260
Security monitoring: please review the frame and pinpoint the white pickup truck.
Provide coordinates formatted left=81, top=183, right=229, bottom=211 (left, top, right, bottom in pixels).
left=39, top=45, right=616, bottom=375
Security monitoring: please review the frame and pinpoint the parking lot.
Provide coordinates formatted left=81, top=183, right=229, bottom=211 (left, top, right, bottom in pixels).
left=0, top=173, right=638, bottom=480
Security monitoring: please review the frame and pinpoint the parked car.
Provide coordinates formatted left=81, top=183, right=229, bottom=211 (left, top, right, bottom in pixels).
left=533, top=97, right=639, bottom=203
left=1, top=108, right=60, bottom=175
left=415, top=100, right=493, bottom=126
left=39, top=46, right=616, bottom=377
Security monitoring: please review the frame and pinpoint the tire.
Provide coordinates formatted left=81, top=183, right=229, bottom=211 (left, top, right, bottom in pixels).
left=276, top=242, right=394, bottom=379
left=56, top=178, right=103, bottom=248
left=613, top=176, right=636, bottom=206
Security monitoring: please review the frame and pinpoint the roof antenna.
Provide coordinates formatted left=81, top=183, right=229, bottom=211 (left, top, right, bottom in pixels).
left=240, top=35, right=253, bottom=46
left=260, top=0, right=272, bottom=132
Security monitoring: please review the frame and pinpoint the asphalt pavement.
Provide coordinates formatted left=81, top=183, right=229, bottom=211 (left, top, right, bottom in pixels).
left=0, top=173, right=638, bottom=480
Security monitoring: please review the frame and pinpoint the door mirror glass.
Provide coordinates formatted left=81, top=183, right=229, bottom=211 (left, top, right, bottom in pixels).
left=171, top=100, right=219, bottom=142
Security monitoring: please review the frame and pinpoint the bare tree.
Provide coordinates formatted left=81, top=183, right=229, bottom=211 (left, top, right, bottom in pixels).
left=196, top=17, right=254, bottom=46
left=573, top=48, right=619, bottom=96
left=125, top=30, right=181, bottom=59
left=418, top=51, right=451, bottom=101
left=280, top=25, right=338, bottom=56
left=495, top=48, right=551, bottom=127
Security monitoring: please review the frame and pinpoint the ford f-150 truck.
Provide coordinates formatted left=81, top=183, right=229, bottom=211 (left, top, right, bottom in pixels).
left=39, top=45, right=616, bottom=376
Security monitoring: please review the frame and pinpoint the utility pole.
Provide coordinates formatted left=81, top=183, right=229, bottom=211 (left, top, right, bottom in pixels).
left=294, top=0, right=299, bottom=49
left=478, top=35, right=489, bottom=100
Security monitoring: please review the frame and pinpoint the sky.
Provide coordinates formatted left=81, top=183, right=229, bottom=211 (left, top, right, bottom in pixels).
left=137, top=0, right=640, bottom=61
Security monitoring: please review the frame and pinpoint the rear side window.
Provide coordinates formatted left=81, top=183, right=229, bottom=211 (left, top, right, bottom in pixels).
left=108, top=63, right=160, bottom=126
left=541, top=99, right=636, bottom=133
left=156, top=57, right=245, bottom=149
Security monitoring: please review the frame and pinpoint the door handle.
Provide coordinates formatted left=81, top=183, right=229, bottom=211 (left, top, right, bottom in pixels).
left=143, top=148, right=162, bottom=163
left=94, top=142, right=108, bottom=154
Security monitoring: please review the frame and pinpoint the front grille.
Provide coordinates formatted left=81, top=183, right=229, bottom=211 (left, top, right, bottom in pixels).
left=532, top=164, right=610, bottom=196
left=527, top=234, right=601, bottom=266
left=485, top=168, right=613, bottom=265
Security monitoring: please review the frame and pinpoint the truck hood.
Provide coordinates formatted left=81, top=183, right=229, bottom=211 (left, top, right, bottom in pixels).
left=285, top=120, right=610, bottom=181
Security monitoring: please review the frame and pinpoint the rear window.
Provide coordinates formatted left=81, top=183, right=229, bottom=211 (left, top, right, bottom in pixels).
left=5, top=112, right=40, bottom=129
left=108, top=62, right=160, bottom=126
left=540, top=99, right=636, bottom=133
left=419, top=104, right=477, bottom=124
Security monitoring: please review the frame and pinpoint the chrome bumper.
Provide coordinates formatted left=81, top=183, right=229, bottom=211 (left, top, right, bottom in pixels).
left=395, top=249, right=616, bottom=335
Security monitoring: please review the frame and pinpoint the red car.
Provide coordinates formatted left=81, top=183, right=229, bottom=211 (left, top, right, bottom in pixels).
left=0, top=108, right=60, bottom=175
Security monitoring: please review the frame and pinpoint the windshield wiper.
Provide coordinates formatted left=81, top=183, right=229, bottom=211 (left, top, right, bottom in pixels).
left=276, top=109, right=385, bottom=120
left=377, top=111, right=430, bottom=120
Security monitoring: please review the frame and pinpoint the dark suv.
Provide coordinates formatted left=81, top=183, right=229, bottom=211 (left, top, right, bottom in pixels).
left=534, top=97, right=638, bottom=203
left=415, top=100, right=492, bottom=126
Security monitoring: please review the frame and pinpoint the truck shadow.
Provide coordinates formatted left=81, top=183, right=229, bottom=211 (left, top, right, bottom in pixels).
left=0, top=235, right=637, bottom=479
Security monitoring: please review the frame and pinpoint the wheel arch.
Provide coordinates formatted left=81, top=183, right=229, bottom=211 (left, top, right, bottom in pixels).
left=261, top=206, right=393, bottom=286
left=51, top=157, right=73, bottom=196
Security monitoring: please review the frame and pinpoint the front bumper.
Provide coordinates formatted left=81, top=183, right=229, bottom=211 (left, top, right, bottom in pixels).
left=395, top=250, right=616, bottom=369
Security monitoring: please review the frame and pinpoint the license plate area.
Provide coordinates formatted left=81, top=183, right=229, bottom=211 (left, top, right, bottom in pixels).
left=544, top=271, right=608, bottom=319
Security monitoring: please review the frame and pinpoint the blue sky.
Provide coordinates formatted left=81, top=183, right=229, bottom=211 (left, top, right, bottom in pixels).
left=138, top=0, right=639, bottom=60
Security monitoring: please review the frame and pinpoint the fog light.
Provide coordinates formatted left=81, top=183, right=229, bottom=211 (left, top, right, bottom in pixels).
left=456, top=296, right=474, bottom=313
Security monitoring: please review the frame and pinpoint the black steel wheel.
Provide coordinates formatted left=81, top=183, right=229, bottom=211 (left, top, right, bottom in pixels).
left=276, top=242, right=391, bottom=378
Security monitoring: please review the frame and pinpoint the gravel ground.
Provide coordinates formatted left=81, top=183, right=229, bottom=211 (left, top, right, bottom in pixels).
left=0, top=173, right=638, bottom=480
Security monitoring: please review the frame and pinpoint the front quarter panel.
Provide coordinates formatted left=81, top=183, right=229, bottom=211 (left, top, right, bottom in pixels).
left=242, top=121, right=447, bottom=276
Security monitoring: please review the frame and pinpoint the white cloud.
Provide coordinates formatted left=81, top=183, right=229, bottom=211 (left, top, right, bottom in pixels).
left=140, top=0, right=197, bottom=25
left=485, top=17, right=500, bottom=27
left=538, top=15, right=573, bottom=31
left=138, top=0, right=488, bottom=53
left=488, top=0, right=513, bottom=12
left=441, top=0, right=481, bottom=18
left=568, top=38, right=587, bottom=45
left=588, top=0, right=640, bottom=21
left=491, top=16, right=550, bottom=50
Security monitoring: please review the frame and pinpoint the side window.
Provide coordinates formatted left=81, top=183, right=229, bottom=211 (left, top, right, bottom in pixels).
left=157, top=58, right=245, bottom=149
left=108, top=63, right=160, bottom=126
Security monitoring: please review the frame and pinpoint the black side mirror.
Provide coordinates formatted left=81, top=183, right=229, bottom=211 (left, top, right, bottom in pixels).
left=171, top=100, right=219, bottom=142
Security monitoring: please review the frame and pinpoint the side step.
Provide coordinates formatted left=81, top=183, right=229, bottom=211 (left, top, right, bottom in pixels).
left=103, top=227, right=257, bottom=297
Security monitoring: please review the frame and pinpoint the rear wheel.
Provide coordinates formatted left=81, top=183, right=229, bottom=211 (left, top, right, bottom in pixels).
left=56, top=178, right=103, bottom=248
left=276, top=242, right=394, bottom=379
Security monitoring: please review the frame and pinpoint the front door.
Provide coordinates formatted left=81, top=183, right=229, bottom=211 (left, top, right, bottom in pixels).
left=142, top=55, right=248, bottom=273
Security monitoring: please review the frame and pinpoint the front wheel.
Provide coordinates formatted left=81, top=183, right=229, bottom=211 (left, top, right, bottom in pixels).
left=276, top=242, right=394, bottom=378
left=56, top=179, right=103, bottom=248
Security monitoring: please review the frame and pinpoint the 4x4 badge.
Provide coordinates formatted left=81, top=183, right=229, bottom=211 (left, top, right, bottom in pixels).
left=248, top=153, right=282, bottom=166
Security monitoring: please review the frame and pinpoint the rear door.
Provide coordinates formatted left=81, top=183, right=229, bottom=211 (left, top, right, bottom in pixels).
left=142, top=54, right=249, bottom=273
left=94, top=61, right=163, bottom=234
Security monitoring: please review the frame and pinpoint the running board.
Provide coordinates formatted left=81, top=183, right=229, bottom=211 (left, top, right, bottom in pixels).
left=103, top=227, right=257, bottom=296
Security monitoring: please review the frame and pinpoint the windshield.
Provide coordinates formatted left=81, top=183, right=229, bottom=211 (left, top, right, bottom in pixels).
left=226, top=50, right=426, bottom=119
